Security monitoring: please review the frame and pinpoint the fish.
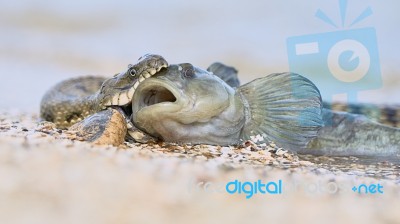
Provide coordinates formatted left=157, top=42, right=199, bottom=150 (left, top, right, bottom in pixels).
left=130, top=62, right=324, bottom=150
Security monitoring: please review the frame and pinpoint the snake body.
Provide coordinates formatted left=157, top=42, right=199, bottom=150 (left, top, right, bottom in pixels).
left=40, top=76, right=105, bottom=129
left=40, top=54, right=168, bottom=129
left=328, top=102, right=400, bottom=128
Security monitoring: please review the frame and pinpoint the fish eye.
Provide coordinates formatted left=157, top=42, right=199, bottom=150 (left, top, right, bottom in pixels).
left=183, top=68, right=195, bottom=78
left=179, top=63, right=195, bottom=78
left=182, top=68, right=195, bottom=78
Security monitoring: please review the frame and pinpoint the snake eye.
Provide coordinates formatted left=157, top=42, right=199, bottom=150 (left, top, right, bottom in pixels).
left=129, top=68, right=137, bottom=77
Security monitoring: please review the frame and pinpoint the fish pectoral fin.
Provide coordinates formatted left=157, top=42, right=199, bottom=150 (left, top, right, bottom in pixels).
left=237, top=72, right=324, bottom=150
left=207, top=62, right=240, bottom=88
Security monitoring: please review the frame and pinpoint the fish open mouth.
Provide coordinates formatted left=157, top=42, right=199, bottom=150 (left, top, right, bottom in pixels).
left=141, top=85, right=177, bottom=107
left=131, top=78, right=181, bottom=115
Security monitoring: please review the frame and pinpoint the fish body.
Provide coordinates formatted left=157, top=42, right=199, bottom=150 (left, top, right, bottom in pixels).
left=131, top=63, right=324, bottom=149
left=132, top=63, right=246, bottom=145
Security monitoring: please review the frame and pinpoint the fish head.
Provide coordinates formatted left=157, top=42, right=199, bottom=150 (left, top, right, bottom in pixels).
left=131, top=63, right=244, bottom=144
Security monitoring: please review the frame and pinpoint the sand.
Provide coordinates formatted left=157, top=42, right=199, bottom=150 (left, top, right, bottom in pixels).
left=0, top=110, right=399, bottom=224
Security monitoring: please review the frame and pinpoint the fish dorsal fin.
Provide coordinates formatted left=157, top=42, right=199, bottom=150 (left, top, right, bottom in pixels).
left=207, top=62, right=240, bottom=88
left=237, top=72, right=323, bottom=149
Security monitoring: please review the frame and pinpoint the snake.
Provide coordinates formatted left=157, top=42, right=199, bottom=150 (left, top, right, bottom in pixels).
left=40, top=54, right=168, bottom=129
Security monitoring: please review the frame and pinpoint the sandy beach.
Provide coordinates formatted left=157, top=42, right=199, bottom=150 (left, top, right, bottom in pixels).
left=0, top=110, right=399, bottom=224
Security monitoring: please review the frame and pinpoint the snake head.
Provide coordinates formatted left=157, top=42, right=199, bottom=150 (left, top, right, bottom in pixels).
left=97, top=54, right=168, bottom=109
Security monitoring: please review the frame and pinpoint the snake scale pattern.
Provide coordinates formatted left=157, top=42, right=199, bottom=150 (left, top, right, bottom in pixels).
left=40, top=54, right=168, bottom=129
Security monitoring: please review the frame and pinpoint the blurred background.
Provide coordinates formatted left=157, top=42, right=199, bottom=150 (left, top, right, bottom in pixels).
left=0, top=0, right=399, bottom=111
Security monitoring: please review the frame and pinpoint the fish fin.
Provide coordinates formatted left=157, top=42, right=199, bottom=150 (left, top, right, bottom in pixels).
left=207, top=62, right=240, bottom=87
left=237, top=72, right=324, bottom=149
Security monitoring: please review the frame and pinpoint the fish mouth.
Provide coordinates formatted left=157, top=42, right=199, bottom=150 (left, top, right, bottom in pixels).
left=132, top=78, right=181, bottom=113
